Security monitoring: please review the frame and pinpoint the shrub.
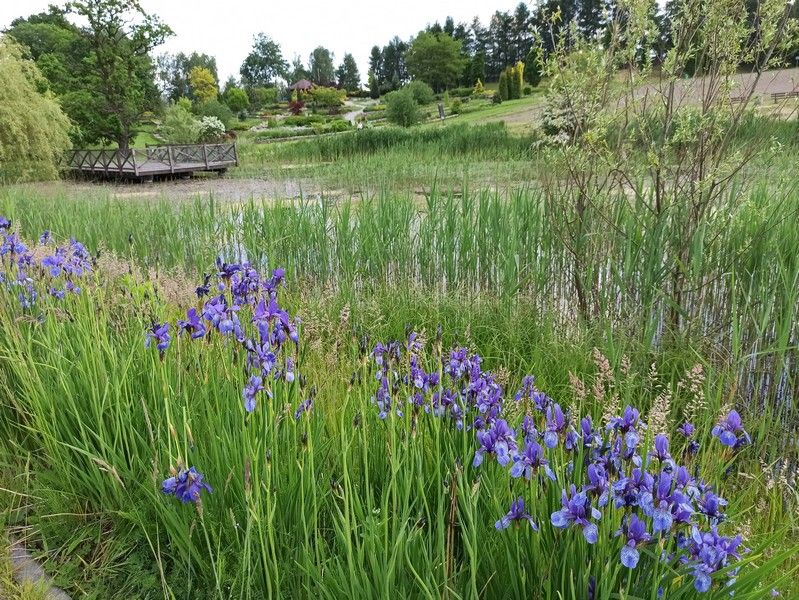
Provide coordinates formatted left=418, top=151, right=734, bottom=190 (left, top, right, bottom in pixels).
left=326, top=119, right=351, bottom=133
left=161, top=102, right=200, bottom=144
left=176, top=97, right=193, bottom=113
left=403, top=80, right=435, bottom=105
left=498, top=71, right=510, bottom=101
left=195, top=99, right=234, bottom=129
left=450, top=98, right=463, bottom=114
left=492, top=93, right=503, bottom=105
left=249, top=86, right=279, bottom=110
left=449, top=87, right=473, bottom=98
left=222, top=87, right=250, bottom=113
left=473, top=79, right=485, bottom=95
left=524, top=86, right=533, bottom=96
left=525, top=47, right=542, bottom=87
left=499, top=63, right=524, bottom=101
left=288, top=100, right=305, bottom=116
left=513, top=61, right=525, bottom=98
left=283, top=114, right=325, bottom=127
left=309, top=86, right=346, bottom=109
left=197, top=116, right=226, bottom=142
left=385, top=89, right=422, bottom=127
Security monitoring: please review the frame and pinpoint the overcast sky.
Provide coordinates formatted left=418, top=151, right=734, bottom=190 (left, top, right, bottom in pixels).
left=2, top=0, right=528, bottom=85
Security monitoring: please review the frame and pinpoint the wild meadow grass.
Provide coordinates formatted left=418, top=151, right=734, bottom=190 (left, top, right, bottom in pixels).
left=0, top=240, right=796, bottom=598
left=0, top=117, right=798, bottom=597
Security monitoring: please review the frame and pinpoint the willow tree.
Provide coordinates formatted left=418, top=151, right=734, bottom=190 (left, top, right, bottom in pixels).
left=0, top=37, right=71, bottom=181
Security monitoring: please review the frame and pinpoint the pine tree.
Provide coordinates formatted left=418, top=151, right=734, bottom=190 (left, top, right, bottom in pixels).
left=498, top=70, right=510, bottom=100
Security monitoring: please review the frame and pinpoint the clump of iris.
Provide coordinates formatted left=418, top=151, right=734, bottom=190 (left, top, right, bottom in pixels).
left=367, top=332, right=753, bottom=595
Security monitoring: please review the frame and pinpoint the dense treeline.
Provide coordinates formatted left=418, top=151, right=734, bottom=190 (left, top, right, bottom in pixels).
left=2, top=0, right=798, bottom=152
left=368, top=0, right=799, bottom=94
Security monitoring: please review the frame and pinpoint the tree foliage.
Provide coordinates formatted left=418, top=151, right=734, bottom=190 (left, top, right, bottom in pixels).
left=66, top=0, right=172, bottom=151
left=157, top=52, right=217, bottom=102
left=405, top=31, right=467, bottom=92
left=308, top=46, right=335, bottom=86
left=222, top=86, right=250, bottom=113
left=6, top=2, right=168, bottom=148
left=248, top=87, right=278, bottom=111
left=0, top=37, right=71, bottom=181
left=240, top=34, right=288, bottom=88
left=194, top=99, right=233, bottom=129
left=188, top=66, right=217, bottom=104
left=336, top=53, right=360, bottom=91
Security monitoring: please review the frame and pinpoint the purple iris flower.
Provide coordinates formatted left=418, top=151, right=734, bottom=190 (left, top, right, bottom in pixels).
left=195, top=274, right=212, bottom=298
left=177, top=307, right=207, bottom=340
left=245, top=340, right=277, bottom=375
left=145, top=322, right=171, bottom=358
left=514, top=375, right=552, bottom=411
left=711, top=410, right=750, bottom=449
left=495, top=496, right=538, bottom=530
left=649, top=434, right=675, bottom=470
left=697, top=491, right=727, bottom=525
left=510, top=439, right=555, bottom=481
left=520, top=414, right=539, bottom=444
left=683, top=527, right=744, bottom=593
left=445, top=347, right=473, bottom=380
left=162, top=466, right=212, bottom=503
left=473, top=419, right=517, bottom=467
left=202, top=295, right=228, bottom=329
left=641, top=470, right=675, bottom=533
left=242, top=375, right=263, bottom=412
left=674, top=466, right=700, bottom=499
left=0, top=232, right=27, bottom=257
left=294, top=396, right=313, bottom=420
left=678, top=422, right=695, bottom=438
left=543, top=403, right=568, bottom=449
left=616, top=513, right=651, bottom=568
left=608, top=406, right=645, bottom=452
left=583, top=463, right=610, bottom=507
left=39, top=230, right=51, bottom=245
left=551, top=484, right=601, bottom=544
left=0, top=216, right=10, bottom=230
left=581, top=416, right=602, bottom=449
left=218, top=310, right=244, bottom=340
left=283, top=357, right=295, bottom=383
left=613, top=467, right=654, bottom=509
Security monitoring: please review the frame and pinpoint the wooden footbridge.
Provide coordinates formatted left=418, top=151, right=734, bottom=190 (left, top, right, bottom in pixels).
left=65, top=143, right=238, bottom=181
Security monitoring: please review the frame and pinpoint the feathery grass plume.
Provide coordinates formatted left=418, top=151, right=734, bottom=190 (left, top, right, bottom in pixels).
left=569, top=371, right=588, bottom=405
left=680, top=364, right=707, bottom=425
left=647, top=389, right=672, bottom=436
left=620, top=355, right=631, bottom=377
left=592, top=348, right=619, bottom=425
left=494, top=365, right=511, bottom=389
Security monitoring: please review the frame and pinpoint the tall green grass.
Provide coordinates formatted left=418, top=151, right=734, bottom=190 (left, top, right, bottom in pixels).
left=2, top=182, right=796, bottom=412
left=0, top=274, right=795, bottom=598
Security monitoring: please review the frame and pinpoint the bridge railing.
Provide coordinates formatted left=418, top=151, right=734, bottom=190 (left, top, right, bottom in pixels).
left=64, top=143, right=238, bottom=176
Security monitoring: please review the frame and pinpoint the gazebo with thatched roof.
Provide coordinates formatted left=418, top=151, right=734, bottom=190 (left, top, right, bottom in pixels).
left=289, top=79, right=313, bottom=100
